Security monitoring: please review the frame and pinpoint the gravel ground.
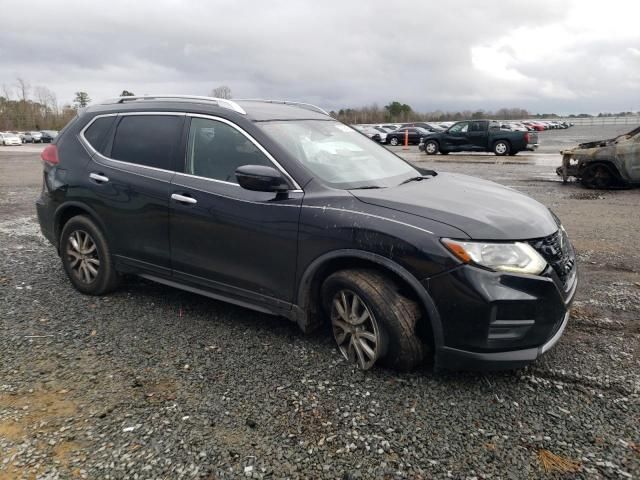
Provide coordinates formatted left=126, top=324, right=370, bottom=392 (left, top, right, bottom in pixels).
left=0, top=128, right=639, bottom=479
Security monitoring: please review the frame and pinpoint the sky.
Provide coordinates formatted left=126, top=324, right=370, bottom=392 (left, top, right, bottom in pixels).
left=0, top=0, right=639, bottom=115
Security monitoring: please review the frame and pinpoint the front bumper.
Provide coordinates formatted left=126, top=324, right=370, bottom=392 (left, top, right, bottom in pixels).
left=437, top=311, right=570, bottom=370
left=427, top=262, right=577, bottom=371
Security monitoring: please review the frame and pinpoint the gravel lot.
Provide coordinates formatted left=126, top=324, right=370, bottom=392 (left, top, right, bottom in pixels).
left=1, top=126, right=639, bottom=479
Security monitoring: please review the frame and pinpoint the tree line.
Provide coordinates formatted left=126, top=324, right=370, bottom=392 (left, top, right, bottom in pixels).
left=0, top=78, right=134, bottom=131
left=331, top=103, right=536, bottom=124
left=2, top=79, right=638, bottom=131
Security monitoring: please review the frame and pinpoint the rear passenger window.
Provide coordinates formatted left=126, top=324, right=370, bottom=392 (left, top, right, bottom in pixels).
left=185, top=117, right=272, bottom=183
left=84, top=116, right=116, bottom=154
left=111, top=115, right=182, bottom=170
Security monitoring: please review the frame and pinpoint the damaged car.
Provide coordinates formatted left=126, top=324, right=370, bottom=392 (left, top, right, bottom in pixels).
left=557, top=125, right=640, bottom=188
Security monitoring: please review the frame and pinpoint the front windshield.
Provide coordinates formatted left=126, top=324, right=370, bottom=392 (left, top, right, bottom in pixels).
left=259, top=120, right=418, bottom=189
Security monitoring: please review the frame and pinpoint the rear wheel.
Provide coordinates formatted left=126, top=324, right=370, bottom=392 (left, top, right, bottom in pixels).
left=424, top=140, right=439, bottom=155
left=581, top=163, right=616, bottom=189
left=60, top=215, right=120, bottom=295
left=493, top=140, right=510, bottom=156
left=322, top=269, right=425, bottom=371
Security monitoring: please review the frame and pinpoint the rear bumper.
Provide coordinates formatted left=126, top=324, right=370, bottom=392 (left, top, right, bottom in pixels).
left=36, top=193, right=57, bottom=248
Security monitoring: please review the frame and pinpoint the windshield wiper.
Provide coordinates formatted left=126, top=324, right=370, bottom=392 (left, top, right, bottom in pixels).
left=351, top=185, right=383, bottom=190
left=399, top=169, right=437, bottom=186
left=399, top=176, right=429, bottom=185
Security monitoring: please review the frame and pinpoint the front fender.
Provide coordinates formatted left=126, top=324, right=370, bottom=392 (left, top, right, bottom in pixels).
left=295, top=249, right=444, bottom=352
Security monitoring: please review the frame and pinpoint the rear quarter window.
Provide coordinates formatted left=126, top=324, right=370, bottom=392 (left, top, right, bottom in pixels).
left=83, top=116, right=117, bottom=153
left=110, top=115, right=183, bottom=170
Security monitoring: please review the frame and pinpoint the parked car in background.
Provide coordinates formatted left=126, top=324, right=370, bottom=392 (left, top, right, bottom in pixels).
left=371, top=126, right=389, bottom=143
left=502, top=122, right=529, bottom=132
left=354, top=125, right=383, bottom=143
left=419, top=120, right=538, bottom=156
left=403, top=122, right=444, bottom=133
left=523, top=121, right=546, bottom=131
left=24, top=131, right=43, bottom=143
left=40, top=130, right=59, bottom=143
left=36, top=95, right=576, bottom=371
left=0, top=133, right=22, bottom=146
left=557, top=125, right=640, bottom=188
left=439, top=121, right=455, bottom=129
left=386, top=126, right=431, bottom=146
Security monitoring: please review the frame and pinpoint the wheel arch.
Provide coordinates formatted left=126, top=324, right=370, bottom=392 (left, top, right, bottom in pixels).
left=578, top=159, right=622, bottom=177
left=54, top=202, right=110, bottom=249
left=295, top=249, right=443, bottom=352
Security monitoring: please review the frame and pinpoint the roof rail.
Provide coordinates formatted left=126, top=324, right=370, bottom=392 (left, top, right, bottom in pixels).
left=234, top=99, right=330, bottom=116
left=101, top=95, right=246, bottom=115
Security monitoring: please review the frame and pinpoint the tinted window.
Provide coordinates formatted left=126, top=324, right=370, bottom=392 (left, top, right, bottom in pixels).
left=111, top=115, right=182, bottom=170
left=84, top=116, right=116, bottom=153
left=186, top=117, right=272, bottom=183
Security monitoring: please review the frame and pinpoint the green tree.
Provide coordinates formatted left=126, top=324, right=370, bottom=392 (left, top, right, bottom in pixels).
left=73, top=91, right=91, bottom=108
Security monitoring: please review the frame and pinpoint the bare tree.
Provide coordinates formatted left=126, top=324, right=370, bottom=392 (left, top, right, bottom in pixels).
left=15, top=77, right=30, bottom=101
left=210, top=85, right=232, bottom=99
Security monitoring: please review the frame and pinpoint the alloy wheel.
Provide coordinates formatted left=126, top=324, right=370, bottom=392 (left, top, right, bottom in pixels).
left=330, top=289, right=381, bottom=370
left=495, top=142, right=508, bottom=155
left=426, top=142, right=437, bottom=154
left=66, top=230, right=100, bottom=284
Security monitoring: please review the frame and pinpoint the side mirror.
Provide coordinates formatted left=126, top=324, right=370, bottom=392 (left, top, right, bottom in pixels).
left=235, top=165, right=290, bottom=192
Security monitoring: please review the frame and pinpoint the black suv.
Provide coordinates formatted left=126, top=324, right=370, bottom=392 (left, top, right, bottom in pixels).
left=36, top=95, right=577, bottom=371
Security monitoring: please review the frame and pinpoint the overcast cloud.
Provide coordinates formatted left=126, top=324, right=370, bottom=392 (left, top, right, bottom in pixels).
left=0, top=0, right=638, bottom=114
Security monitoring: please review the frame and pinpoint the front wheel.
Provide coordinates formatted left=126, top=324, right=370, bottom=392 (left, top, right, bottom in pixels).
left=60, top=215, right=120, bottom=295
left=581, top=163, right=615, bottom=189
left=322, top=269, right=426, bottom=371
left=424, top=140, right=439, bottom=155
left=389, top=137, right=399, bottom=146
left=493, top=140, right=510, bottom=156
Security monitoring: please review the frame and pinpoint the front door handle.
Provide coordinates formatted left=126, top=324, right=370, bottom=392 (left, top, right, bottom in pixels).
left=171, top=193, right=197, bottom=205
left=89, top=172, right=109, bottom=183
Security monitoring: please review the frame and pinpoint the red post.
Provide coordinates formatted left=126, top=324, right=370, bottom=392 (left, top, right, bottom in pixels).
left=403, top=129, right=409, bottom=150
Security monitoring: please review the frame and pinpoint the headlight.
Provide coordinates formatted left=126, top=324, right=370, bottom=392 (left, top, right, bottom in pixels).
left=442, top=238, right=547, bottom=275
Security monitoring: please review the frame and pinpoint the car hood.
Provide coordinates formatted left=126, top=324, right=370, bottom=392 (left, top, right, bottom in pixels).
left=350, top=172, right=558, bottom=240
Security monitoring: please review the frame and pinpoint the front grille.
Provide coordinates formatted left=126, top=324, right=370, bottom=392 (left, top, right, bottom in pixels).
left=528, top=229, right=575, bottom=286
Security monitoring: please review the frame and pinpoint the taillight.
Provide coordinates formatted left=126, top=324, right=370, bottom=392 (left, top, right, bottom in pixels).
left=41, top=144, right=59, bottom=165
left=524, top=132, right=530, bottom=144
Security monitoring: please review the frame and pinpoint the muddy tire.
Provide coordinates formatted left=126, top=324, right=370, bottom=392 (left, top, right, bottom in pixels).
left=321, top=269, right=425, bottom=371
left=581, top=163, right=616, bottom=189
left=60, top=215, right=121, bottom=295
left=493, top=140, right=510, bottom=156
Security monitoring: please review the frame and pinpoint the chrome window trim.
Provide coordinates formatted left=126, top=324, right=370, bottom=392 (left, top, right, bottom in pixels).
left=78, top=111, right=303, bottom=192
left=78, top=111, right=185, bottom=175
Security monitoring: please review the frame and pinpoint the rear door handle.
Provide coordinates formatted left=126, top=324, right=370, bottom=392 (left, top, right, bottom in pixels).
left=171, top=193, right=197, bottom=205
left=89, top=172, right=109, bottom=183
